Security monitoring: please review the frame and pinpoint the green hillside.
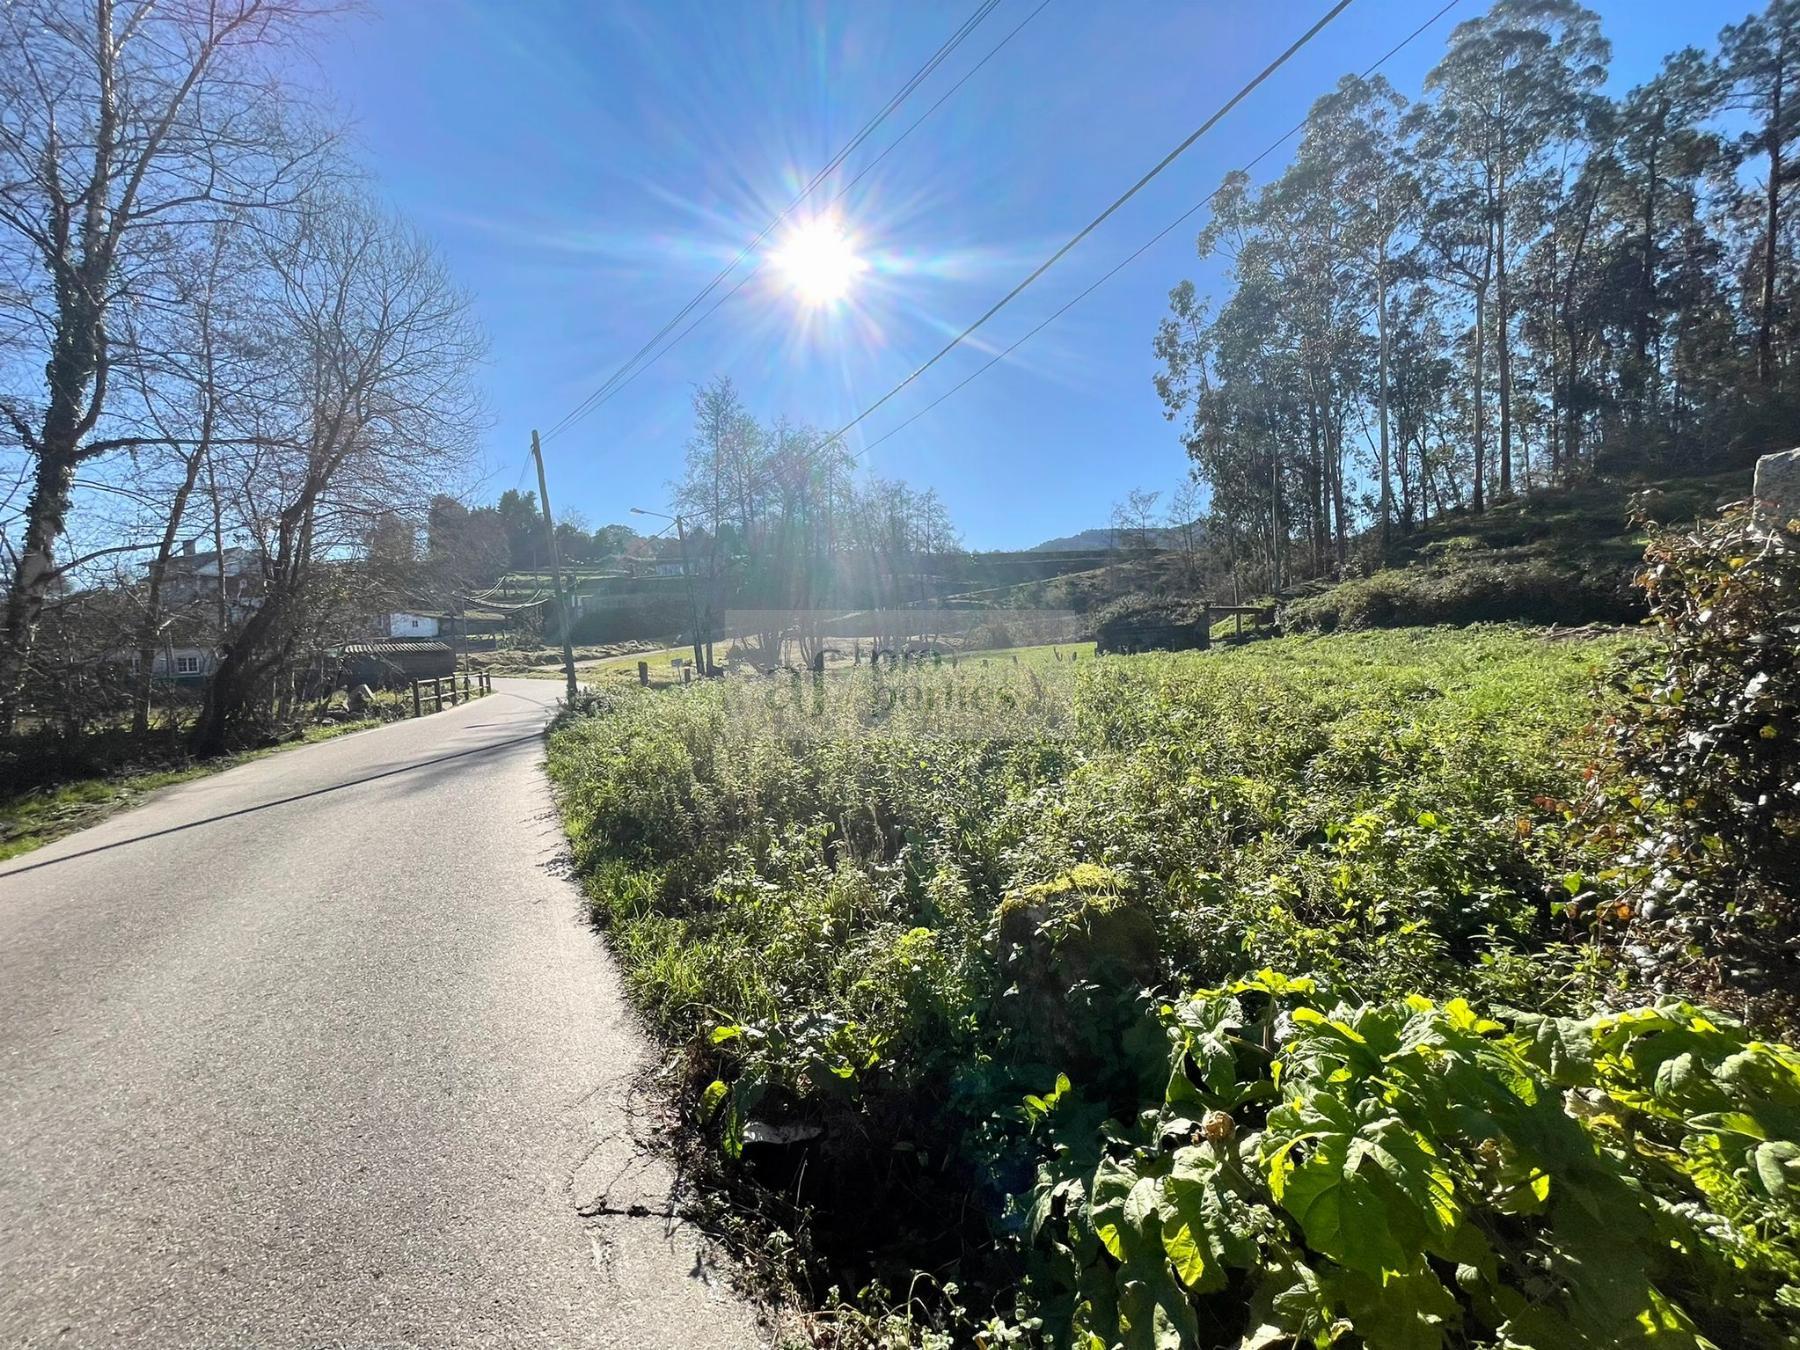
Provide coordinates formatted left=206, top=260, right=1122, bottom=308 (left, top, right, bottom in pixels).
left=1283, top=472, right=1747, bottom=632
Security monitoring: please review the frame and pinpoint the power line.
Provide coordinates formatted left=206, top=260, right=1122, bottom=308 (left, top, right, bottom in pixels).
left=533, top=0, right=1057, bottom=436
left=540, top=0, right=1007, bottom=447
left=822, top=0, right=1356, bottom=454
left=855, top=0, right=1460, bottom=461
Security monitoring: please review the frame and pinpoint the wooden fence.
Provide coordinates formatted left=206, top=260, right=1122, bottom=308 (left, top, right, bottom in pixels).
left=409, top=671, right=492, bottom=718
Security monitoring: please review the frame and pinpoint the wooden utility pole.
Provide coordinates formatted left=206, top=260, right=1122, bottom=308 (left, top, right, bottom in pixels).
left=530, top=430, right=579, bottom=701
left=674, top=513, right=705, bottom=675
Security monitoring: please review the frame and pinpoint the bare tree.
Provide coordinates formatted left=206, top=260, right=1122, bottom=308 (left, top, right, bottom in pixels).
left=0, top=0, right=336, bottom=732
left=1110, top=487, right=1163, bottom=563
left=192, top=194, right=482, bottom=754
left=115, top=221, right=258, bottom=732
left=1167, top=477, right=1206, bottom=585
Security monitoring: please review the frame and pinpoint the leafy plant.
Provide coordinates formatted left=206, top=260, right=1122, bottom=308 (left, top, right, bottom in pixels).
left=1018, top=976, right=1800, bottom=1349
left=1587, top=501, right=1800, bottom=1024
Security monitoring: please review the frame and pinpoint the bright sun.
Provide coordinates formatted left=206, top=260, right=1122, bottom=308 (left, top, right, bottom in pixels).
left=771, top=216, right=866, bottom=306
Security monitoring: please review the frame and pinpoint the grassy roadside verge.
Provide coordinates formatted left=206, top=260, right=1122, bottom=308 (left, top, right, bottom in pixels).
left=0, top=716, right=393, bottom=862
left=0, top=677, right=500, bottom=862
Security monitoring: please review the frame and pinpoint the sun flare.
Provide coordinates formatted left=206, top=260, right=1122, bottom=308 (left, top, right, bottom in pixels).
left=771, top=216, right=867, bottom=306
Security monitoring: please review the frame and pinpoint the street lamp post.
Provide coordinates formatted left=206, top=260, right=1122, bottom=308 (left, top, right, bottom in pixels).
left=631, top=507, right=706, bottom=676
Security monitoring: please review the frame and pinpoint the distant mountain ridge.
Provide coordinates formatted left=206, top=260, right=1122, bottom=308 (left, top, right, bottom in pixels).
left=1025, top=524, right=1195, bottom=553
left=1026, top=527, right=1119, bottom=553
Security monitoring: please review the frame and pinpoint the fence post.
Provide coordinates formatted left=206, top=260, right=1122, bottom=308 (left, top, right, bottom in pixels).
left=682, top=665, right=692, bottom=685
left=412, top=681, right=421, bottom=718
left=432, top=676, right=442, bottom=709
left=1199, top=604, right=1212, bottom=651
left=638, top=660, right=649, bottom=686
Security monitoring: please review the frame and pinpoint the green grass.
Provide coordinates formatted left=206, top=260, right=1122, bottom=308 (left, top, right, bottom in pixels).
left=551, top=620, right=1637, bottom=1037
left=545, top=625, right=1695, bottom=1338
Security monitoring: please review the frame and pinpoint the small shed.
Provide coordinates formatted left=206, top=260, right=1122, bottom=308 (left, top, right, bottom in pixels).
left=1092, top=597, right=1212, bottom=655
left=339, top=640, right=455, bottom=688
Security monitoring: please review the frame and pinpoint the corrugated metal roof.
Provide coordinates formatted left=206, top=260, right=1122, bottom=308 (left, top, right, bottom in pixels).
left=339, top=641, right=453, bottom=655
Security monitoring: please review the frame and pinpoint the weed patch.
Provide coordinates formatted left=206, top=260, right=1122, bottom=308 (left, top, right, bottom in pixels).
left=548, top=627, right=1799, bottom=1345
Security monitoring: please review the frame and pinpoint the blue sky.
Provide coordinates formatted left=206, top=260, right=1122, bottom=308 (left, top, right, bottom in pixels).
left=295, top=0, right=1735, bottom=550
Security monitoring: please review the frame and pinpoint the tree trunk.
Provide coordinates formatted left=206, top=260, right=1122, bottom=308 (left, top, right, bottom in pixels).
left=1375, top=252, right=1392, bottom=553
left=1472, top=287, right=1487, bottom=514
left=1547, top=223, right=1562, bottom=478
left=1495, top=177, right=1513, bottom=498
left=193, top=590, right=281, bottom=757
left=1761, top=36, right=1786, bottom=387
left=132, top=428, right=212, bottom=733
left=0, top=445, right=81, bottom=732
left=1636, top=120, right=1661, bottom=385
left=1330, top=420, right=1348, bottom=569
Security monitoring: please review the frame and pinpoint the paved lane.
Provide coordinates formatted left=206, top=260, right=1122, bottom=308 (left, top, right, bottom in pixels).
left=0, top=679, right=761, bottom=1348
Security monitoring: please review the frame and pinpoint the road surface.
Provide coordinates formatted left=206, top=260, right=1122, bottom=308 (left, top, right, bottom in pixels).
left=0, top=679, right=762, bottom=1348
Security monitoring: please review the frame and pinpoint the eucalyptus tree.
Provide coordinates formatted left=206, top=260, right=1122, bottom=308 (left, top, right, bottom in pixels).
left=1386, top=284, right=1458, bottom=528
left=1719, top=0, right=1800, bottom=386
left=1155, top=272, right=1304, bottom=589
left=1604, top=51, right=1731, bottom=423
left=1420, top=0, right=1610, bottom=501
left=1192, top=131, right=1369, bottom=572
left=1311, top=74, right=1418, bottom=546
left=0, top=0, right=336, bottom=733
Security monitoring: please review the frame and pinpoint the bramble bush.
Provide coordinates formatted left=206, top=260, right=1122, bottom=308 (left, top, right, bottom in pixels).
left=1584, top=503, right=1800, bottom=1026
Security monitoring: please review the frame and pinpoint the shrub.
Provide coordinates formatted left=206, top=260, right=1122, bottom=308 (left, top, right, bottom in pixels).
left=1283, top=552, right=1637, bottom=633
left=1017, top=978, right=1800, bottom=1349
left=1091, top=594, right=1211, bottom=653
left=1587, top=502, right=1800, bottom=1025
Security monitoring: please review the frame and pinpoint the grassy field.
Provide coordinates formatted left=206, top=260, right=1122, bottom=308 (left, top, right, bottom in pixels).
left=552, top=627, right=1629, bottom=1036
left=543, top=625, right=1800, bottom=1345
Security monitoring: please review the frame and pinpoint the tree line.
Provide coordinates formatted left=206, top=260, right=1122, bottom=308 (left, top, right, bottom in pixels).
left=1155, top=0, right=1800, bottom=592
left=0, top=1, right=483, bottom=754
left=672, top=376, right=961, bottom=668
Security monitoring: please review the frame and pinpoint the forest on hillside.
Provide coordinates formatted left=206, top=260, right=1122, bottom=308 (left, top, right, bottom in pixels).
left=1155, top=0, right=1800, bottom=591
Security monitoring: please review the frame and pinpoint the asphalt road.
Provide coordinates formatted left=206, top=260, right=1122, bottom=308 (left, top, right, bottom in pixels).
left=0, top=679, right=762, bottom=1348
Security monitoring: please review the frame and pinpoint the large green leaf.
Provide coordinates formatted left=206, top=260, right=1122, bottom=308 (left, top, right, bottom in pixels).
left=1090, top=1154, right=1140, bottom=1263
left=1323, top=1259, right=1458, bottom=1350
left=1116, top=1263, right=1201, bottom=1350
left=1265, top=1094, right=1456, bottom=1278
left=1159, top=1145, right=1259, bottom=1292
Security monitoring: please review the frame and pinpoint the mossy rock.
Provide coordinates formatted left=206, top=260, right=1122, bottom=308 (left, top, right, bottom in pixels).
left=994, top=866, right=1159, bottom=1072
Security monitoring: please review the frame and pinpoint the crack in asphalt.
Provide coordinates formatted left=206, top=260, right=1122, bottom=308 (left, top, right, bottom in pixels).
left=577, top=1200, right=681, bottom=1220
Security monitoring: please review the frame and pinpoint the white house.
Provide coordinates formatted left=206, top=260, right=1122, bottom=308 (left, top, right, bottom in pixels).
left=118, top=647, right=218, bottom=683
left=158, top=541, right=259, bottom=611
left=386, top=611, right=441, bottom=638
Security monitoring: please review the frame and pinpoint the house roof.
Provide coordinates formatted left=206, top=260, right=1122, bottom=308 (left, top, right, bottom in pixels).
left=339, top=641, right=453, bottom=656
